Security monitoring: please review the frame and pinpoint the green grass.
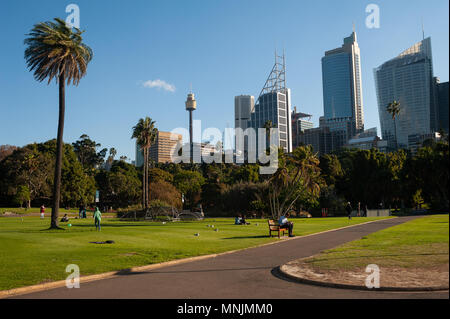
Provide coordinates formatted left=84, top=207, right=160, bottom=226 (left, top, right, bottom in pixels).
left=1, top=207, right=79, bottom=215
left=1, top=207, right=116, bottom=217
left=0, top=216, right=391, bottom=290
left=306, top=215, right=449, bottom=271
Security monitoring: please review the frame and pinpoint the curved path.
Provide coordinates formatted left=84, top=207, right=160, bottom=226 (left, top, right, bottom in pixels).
left=15, top=217, right=448, bottom=299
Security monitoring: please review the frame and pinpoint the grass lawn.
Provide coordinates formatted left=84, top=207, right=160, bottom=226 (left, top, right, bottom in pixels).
left=305, top=215, right=449, bottom=271
left=0, top=215, right=391, bottom=290
left=1, top=207, right=79, bottom=214
left=1, top=207, right=116, bottom=217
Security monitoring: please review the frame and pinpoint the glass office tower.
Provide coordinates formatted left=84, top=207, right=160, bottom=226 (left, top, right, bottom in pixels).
left=374, top=38, right=435, bottom=150
left=322, top=31, right=365, bottom=141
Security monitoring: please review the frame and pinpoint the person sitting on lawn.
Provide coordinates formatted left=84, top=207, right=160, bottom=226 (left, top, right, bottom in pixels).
left=60, top=214, right=69, bottom=223
left=235, top=216, right=242, bottom=225
left=240, top=215, right=250, bottom=225
left=278, top=212, right=294, bottom=237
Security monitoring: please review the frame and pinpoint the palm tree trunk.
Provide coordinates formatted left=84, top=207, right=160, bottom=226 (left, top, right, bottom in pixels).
left=50, top=72, right=65, bottom=229
left=144, top=147, right=148, bottom=210
left=394, top=118, right=398, bottom=150
left=142, top=148, right=145, bottom=210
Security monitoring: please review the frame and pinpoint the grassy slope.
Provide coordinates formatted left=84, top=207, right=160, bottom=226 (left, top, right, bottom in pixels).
left=306, top=215, right=449, bottom=270
left=0, top=216, right=390, bottom=290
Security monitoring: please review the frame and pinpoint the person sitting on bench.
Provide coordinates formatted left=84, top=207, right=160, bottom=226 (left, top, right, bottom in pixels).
left=278, top=212, right=294, bottom=237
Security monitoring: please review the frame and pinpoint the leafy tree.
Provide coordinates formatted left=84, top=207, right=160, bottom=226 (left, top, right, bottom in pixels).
left=60, top=144, right=96, bottom=207
left=408, top=142, right=449, bottom=210
left=223, top=182, right=268, bottom=215
left=173, top=170, right=205, bottom=209
left=72, top=134, right=108, bottom=173
left=149, top=168, right=173, bottom=183
left=14, top=185, right=31, bottom=208
left=0, top=144, right=53, bottom=208
left=24, top=18, right=93, bottom=228
left=95, top=161, right=142, bottom=208
left=233, top=164, right=259, bottom=183
left=319, top=154, right=343, bottom=186
left=149, top=180, right=182, bottom=209
left=0, top=145, right=18, bottom=162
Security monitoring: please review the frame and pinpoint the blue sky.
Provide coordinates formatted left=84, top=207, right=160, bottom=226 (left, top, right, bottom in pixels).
left=0, top=0, right=448, bottom=161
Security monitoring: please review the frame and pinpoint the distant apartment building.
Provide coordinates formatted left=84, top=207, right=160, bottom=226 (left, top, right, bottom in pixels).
left=135, top=131, right=182, bottom=166
left=321, top=31, right=365, bottom=150
left=374, top=37, right=437, bottom=150
left=345, top=128, right=388, bottom=152
left=408, top=132, right=443, bottom=154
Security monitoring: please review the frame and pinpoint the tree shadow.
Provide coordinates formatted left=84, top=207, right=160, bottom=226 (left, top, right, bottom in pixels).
left=70, top=223, right=164, bottom=228
left=114, top=265, right=276, bottom=277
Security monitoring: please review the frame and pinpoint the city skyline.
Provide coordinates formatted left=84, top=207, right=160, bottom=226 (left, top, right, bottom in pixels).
left=1, top=0, right=449, bottom=161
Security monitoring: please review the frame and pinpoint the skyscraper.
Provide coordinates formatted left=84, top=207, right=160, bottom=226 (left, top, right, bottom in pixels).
left=436, top=79, right=449, bottom=134
left=235, top=95, right=254, bottom=131
left=322, top=31, right=365, bottom=144
left=249, top=52, right=293, bottom=153
left=291, top=108, right=313, bottom=149
left=322, top=32, right=364, bottom=138
left=374, top=37, right=435, bottom=149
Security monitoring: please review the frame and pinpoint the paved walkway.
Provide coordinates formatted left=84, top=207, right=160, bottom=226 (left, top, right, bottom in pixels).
left=15, top=217, right=448, bottom=299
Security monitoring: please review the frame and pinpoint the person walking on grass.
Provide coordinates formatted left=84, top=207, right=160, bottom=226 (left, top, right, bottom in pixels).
left=346, top=202, right=353, bottom=220
left=93, top=207, right=102, bottom=231
left=40, top=205, right=45, bottom=219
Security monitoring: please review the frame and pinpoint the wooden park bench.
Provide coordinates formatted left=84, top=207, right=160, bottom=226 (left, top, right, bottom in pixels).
left=268, top=219, right=289, bottom=238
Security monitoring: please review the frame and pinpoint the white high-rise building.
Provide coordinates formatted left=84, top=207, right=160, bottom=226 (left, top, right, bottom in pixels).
left=374, top=37, right=436, bottom=150
left=249, top=53, right=293, bottom=154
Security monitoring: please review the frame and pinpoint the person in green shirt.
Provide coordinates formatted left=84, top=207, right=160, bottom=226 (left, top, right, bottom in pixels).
left=93, top=207, right=102, bottom=231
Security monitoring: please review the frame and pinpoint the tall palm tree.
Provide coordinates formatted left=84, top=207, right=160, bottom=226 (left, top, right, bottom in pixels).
left=132, top=117, right=158, bottom=211
left=24, top=18, right=93, bottom=229
left=386, top=101, right=401, bottom=150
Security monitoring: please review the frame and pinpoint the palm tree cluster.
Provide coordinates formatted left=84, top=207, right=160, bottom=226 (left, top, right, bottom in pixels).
left=265, top=146, right=321, bottom=219
left=132, top=117, right=158, bottom=211
left=24, top=18, right=93, bottom=228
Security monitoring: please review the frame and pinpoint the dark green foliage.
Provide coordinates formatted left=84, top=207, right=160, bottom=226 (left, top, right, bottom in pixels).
left=95, top=161, right=142, bottom=209
left=72, top=134, right=108, bottom=173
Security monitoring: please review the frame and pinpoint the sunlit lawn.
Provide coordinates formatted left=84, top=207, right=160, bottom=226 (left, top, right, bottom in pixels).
left=305, top=215, right=449, bottom=270
left=0, top=215, right=391, bottom=290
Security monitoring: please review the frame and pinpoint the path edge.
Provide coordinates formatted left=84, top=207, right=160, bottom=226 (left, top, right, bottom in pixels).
left=276, top=260, right=449, bottom=292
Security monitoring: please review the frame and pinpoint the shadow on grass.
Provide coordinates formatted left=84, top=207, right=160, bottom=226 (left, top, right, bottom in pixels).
left=70, top=223, right=165, bottom=228
left=222, top=235, right=272, bottom=240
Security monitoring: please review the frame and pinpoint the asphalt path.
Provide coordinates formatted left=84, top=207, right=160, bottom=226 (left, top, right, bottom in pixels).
left=15, top=216, right=449, bottom=299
